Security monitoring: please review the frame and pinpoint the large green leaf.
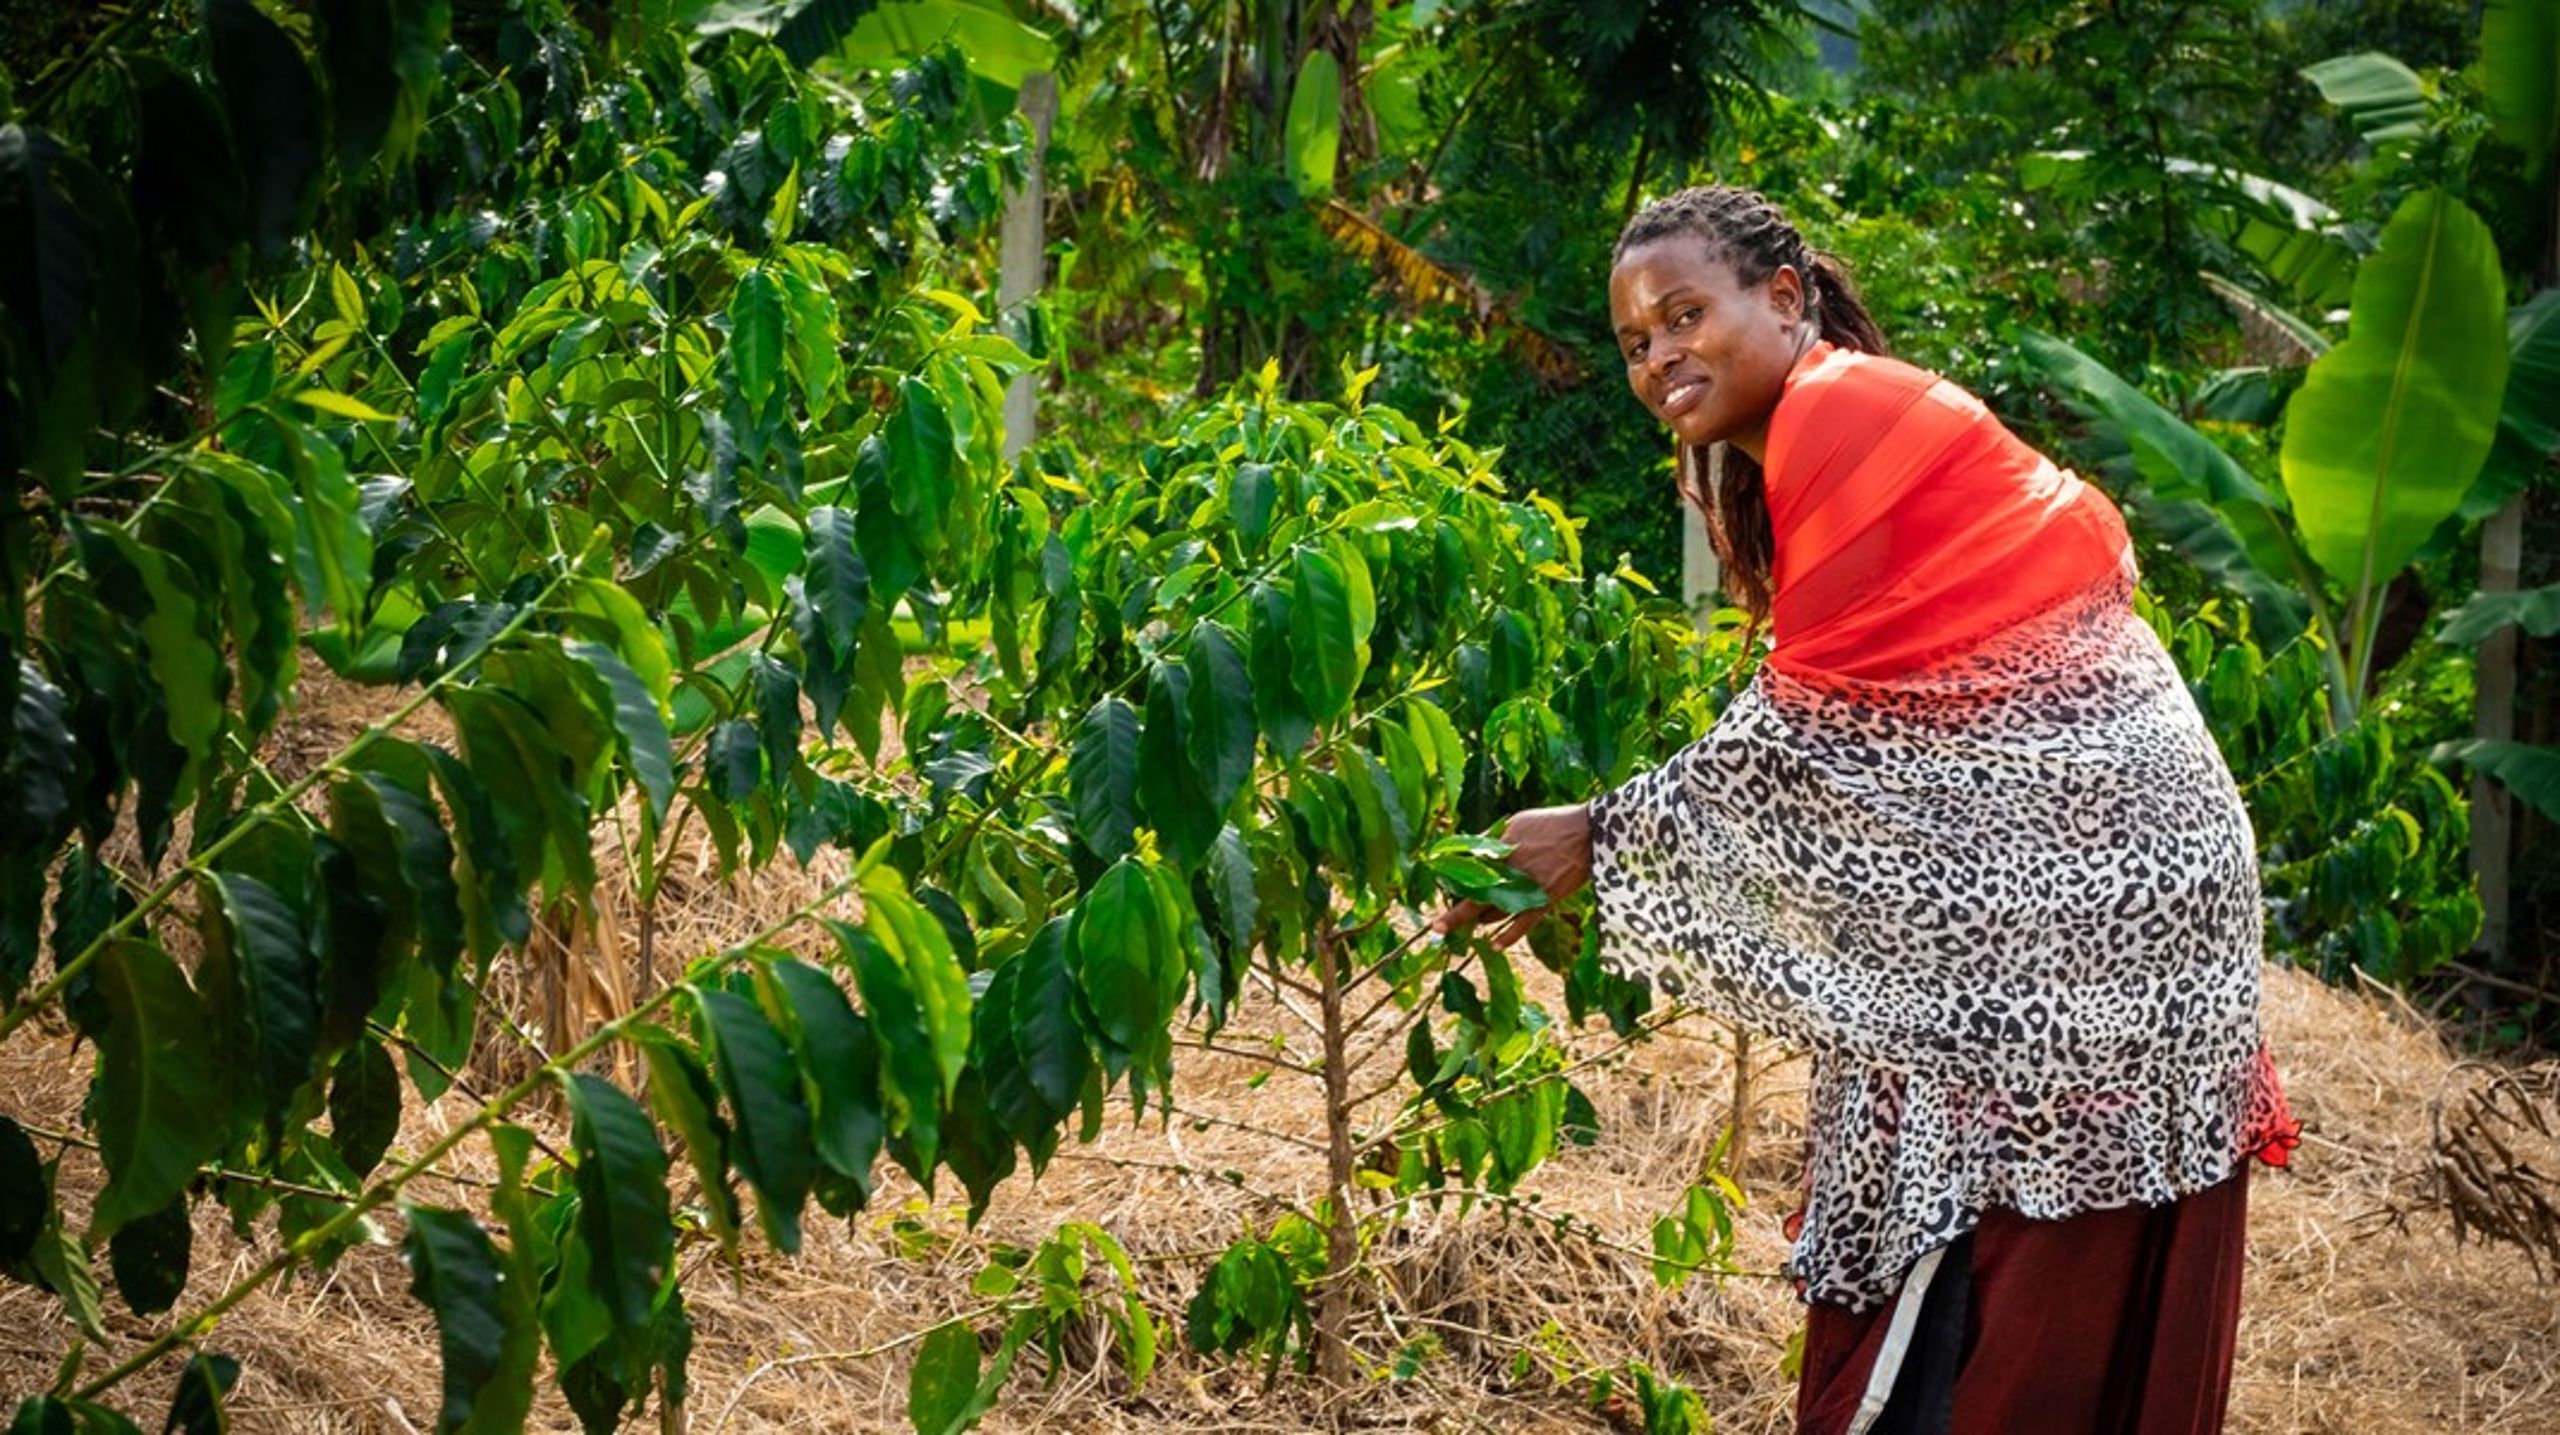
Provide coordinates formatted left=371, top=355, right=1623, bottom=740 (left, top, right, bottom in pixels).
left=200, top=870, right=321, bottom=1137
left=1287, top=546, right=1364, bottom=724
left=2434, top=739, right=2560, bottom=824
left=693, top=985, right=816, bottom=1253
left=0, top=1116, right=42, bottom=1271
left=1068, top=696, right=1141, bottom=863
left=327, top=1036, right=402, bottom=1181
left=907, top=1319, right=982, bottom=1435
left=756, top=958, right=884, bottom=1203
left=730, top=268, right=787, bottom=411
left=2279, top=190, right=2507, bottom=592
left=2018, top=329, right=2308, bottom=641
left=1184, top=621, right=1256, bottom=812
left=566, top=640, right=677, bottom=821
left=203, top=0, right=322, bottom=257
left=886, top=375, right=956, bottom=550
left=835, top=923, right=943, bottom=1178
left=1066, top=859, right=1184, bottom=1100
left=560, top=1072, right=673, bottom=1329
left=1137, top=661, right=1219, bottom=869
left=976, top=919, right=1085, bottom=1169
left=88, top=940, right=222, bottom=1237
left=2468, top=290, right=2560, bottom=521
left=105, top=1193, right=190, bottom=1316
left=635, top=1025, right=743, bottom=1259
left=803, top=506, right=871, bottom=656
left=1284, top=51, right=1343, bottom=197
left=835, top=2, right=1057, bottom=89
left=858, top=868, right=973, bottom=1098
left=2438, top=581, right=2560, bottom=648
left=2485, top=0, right=2560, bottom=177
left=2301, top=53, right=2427, bottom=146
left=402, top=1205, right=538, bottom=1435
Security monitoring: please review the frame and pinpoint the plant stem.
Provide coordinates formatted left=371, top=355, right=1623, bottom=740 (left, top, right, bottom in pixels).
left=1311, top=912, right=1360, bottom=1388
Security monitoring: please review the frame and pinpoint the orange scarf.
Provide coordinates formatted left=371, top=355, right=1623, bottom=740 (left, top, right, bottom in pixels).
left=1762, top=343, right=2133, bottom=683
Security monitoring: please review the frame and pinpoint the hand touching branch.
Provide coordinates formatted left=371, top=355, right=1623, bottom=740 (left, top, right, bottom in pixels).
left=1431, top=802, right=1593, bottom=949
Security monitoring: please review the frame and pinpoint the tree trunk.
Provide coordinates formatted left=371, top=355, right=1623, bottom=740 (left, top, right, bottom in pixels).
left=1000, top=72, right=1059, bottom=465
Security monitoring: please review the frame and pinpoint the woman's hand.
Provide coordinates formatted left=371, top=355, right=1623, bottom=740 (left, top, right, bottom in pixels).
left=1430, top=803, right=1594, bottom=949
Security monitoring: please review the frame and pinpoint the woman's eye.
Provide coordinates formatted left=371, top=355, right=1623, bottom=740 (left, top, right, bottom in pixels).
left=1673, top=307, right=1701, bottom=328
left=1624, top=340, right=1647, bottom=362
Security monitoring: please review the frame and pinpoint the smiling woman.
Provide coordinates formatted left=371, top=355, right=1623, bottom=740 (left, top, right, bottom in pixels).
left=1442, top=186, right=2301, bottom=1435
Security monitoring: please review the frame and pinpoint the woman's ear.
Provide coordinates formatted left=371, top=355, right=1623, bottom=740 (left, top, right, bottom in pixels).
left=1766, top=263, right=1806, bottom=323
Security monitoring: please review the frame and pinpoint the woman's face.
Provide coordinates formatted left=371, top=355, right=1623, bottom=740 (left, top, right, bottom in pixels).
left=1609, top=237, right=1808, bottom=462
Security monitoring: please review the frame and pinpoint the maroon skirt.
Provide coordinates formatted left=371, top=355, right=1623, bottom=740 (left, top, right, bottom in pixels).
left=1795, top=1168, right=2251, bottom=1435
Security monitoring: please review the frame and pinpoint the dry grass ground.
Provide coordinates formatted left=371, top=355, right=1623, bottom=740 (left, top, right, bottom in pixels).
left=4, top=676, right=2556, bottom=1432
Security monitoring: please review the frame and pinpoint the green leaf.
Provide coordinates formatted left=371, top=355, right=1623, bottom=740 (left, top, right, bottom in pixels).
left=1283, top=51, right=1343, bottom=197
left=1287, top=548, right=1364, bottom=724
left=855, top=434, right=926, bottom=607
left=2471, top=290, right=2560, bottom=520
left=804, top=506, right=871, bottom=655
left=201, top=870, right=321, bottom=1137
left=730, top=268, right=787, bottom=410
left=1068, top=697, right=1141, bottom=863
left=1230, top=463, right=1278, bottom=556
left=567, top=640, right=677, bottom=821
left=294, top=388, right=397, bottom=422
left=2485, top=0, right=2560, bottom=178
left=162, top=1353, right=240, bottom=1435
left=635, top=1025, right=743, bottom=1258
left=105, top=1192, right=190, bottom=1316
left=859, top=867, right=974, bottom=1098
left=887, top=375, right=956, bottom=549
left=2016, top=328, right=2308, bottom=643
left=0, top=1117, right=41, bottom=1271
left=2280, top=191, right=2508, bottom=594
left=835, top=1, right=1058, bottom=89
left=693, top=985, right=816, bottom=1253
left=2434, top=739, right=2560, bottom=825
left=1138, top=662, right=1219, bottom=869
left=560, top=1072, right=673, bottom=1329
left=403, top=1205, right=539, bottom=1435
left=978, top=920, right=1086, bottom=1166
left=707, top=719, right=763, bottom=802
left=1204, top=825, right=1259, bottom=958
left=2301, top=52, right=2427, bottom=146
left=1067, top=860, right=1181, bottom=1057
left=328, top=1036, right=402, bottom=1181
left=835, top=925, right=941, bottom=1179
left=1184, top=622, right=1256, bottom=811
left=757, top=958, right=885, bottom=1206
left=89, top=939, right=221, bottom=1237
left=204, top=0, right=320, bottom=257
left=907, top=1319, right=981, bottom=1435
left=2439, top=582, right=2560, bottom=648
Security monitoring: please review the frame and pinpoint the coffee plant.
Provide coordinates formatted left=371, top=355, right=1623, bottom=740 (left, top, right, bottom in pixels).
left=1, top=5, right=1738, bottom=1429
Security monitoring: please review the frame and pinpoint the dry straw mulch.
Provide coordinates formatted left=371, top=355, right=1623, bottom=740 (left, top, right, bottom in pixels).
left=3, top=676, right=2555, bottom=1431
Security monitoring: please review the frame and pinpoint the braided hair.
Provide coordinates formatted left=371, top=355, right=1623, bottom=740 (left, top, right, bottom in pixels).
left=1615, top=186, right=1888, bottom=631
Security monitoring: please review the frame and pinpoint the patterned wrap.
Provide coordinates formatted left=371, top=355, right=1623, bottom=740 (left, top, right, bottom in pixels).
left=1589, top=345, right=2296, bottom=1312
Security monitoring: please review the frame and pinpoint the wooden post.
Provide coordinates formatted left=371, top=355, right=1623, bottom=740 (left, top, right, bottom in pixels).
left=999, top=71, right=1058, bottom=465
left=2474, top=494, right=2523, bottom=966
left=1681, top=444, right=1723, bottom=634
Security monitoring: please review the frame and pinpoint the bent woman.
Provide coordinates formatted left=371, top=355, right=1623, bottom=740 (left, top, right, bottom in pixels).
left=1445, top=186, right=2299, bottom=1434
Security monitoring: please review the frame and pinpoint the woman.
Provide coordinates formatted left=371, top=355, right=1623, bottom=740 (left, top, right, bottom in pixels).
left=1439, top=186, right=2299, bottom=1433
